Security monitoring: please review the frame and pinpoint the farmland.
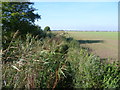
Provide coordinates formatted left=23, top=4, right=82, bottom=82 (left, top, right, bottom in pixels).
left=2, top=2, right=120, bottom=89
left=66, top=31, right=118, bottom=61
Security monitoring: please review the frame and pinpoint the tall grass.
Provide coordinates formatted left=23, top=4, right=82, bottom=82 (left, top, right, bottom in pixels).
left=2, top=32, right=120, bottom=89
left=2, top=34, right=69, bottom=89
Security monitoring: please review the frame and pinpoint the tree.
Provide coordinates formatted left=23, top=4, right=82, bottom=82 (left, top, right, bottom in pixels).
left=2, top=2, right=41, bottom=49
left=2, top=2, right=41, bottom=34
left=44, top=26, right=51, bottom=32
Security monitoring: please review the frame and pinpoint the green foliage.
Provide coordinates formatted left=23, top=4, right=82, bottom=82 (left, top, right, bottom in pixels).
left=2, top=2, right=40, bottom=32
left=101, top=62, right=120, bottom=88
left=44, top=26, right=51, bottom=32
left=2, top=32, right=120, bottom=89
left=2, top=2, right=45, bottom=50
left=67, top=42, right=120, bottom=88
left=55, top=44, right=69, bottom=54
left=2, top=34, right=68, bottom=88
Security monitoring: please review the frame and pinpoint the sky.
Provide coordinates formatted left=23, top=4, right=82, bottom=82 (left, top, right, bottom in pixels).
left=33, top=2, right=118, bottom=31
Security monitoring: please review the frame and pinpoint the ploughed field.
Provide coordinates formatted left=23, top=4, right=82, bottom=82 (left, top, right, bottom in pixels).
left=66, top=31, right=118, bottom=61
left=55, top=31, right=118, bottom=61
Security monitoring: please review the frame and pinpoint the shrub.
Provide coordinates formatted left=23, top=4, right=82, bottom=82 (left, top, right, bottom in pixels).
left=2, top=34, right=70, bottom=89
left=2, top=32, right=120, bottom=89
left=66, top=37, right=120, bottom=88
left=44, top=26, right=51, bottom=32
left=101, top=61, right=120, bottom=88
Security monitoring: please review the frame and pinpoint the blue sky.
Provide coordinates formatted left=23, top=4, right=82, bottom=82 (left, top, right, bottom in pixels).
left=33, top=2, right=118, bottom=31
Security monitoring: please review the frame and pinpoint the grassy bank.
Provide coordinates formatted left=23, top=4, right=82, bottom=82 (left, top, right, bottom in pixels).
left=2, top=31, right=120, bottom=89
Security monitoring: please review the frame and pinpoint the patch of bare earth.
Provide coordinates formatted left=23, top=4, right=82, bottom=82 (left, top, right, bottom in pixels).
left=80, top=39, right=118, bottom=62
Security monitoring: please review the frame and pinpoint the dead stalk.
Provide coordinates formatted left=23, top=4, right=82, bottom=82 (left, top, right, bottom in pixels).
left=52, top=69, right=59, bottom=90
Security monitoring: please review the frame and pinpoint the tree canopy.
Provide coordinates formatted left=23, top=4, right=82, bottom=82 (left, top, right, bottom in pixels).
left=2, top=2, right=42, bottom=49
left=2, top=2, right=41, bottom=34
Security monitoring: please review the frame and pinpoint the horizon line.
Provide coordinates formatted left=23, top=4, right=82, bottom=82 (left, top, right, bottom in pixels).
left=51, top=30, right=118, bottom=31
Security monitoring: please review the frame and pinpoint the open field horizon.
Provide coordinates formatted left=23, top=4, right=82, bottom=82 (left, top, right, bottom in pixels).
left=67, top=31, right=118, bottom=61
left=53, top=31, right=118, bottom=61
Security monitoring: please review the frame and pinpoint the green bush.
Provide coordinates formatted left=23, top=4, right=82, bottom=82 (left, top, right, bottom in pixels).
left=2, top=34, right=70, bottom=88
left=101, top=62, right=120, bottom=88
left=44, top=26, right=51, bottom=32
left=67, top=49, right=120, bottom=88
left=66, top=36, right=120, bottom=88
left=2, top=32, right=120, bottom=89
left=2, top=25, right=45, bottom=50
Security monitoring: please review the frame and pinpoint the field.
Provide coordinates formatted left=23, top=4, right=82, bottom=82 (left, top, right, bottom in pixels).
left=66, top=31, right=118, bottom=61
left=2, top=2, right=120, bottom=89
